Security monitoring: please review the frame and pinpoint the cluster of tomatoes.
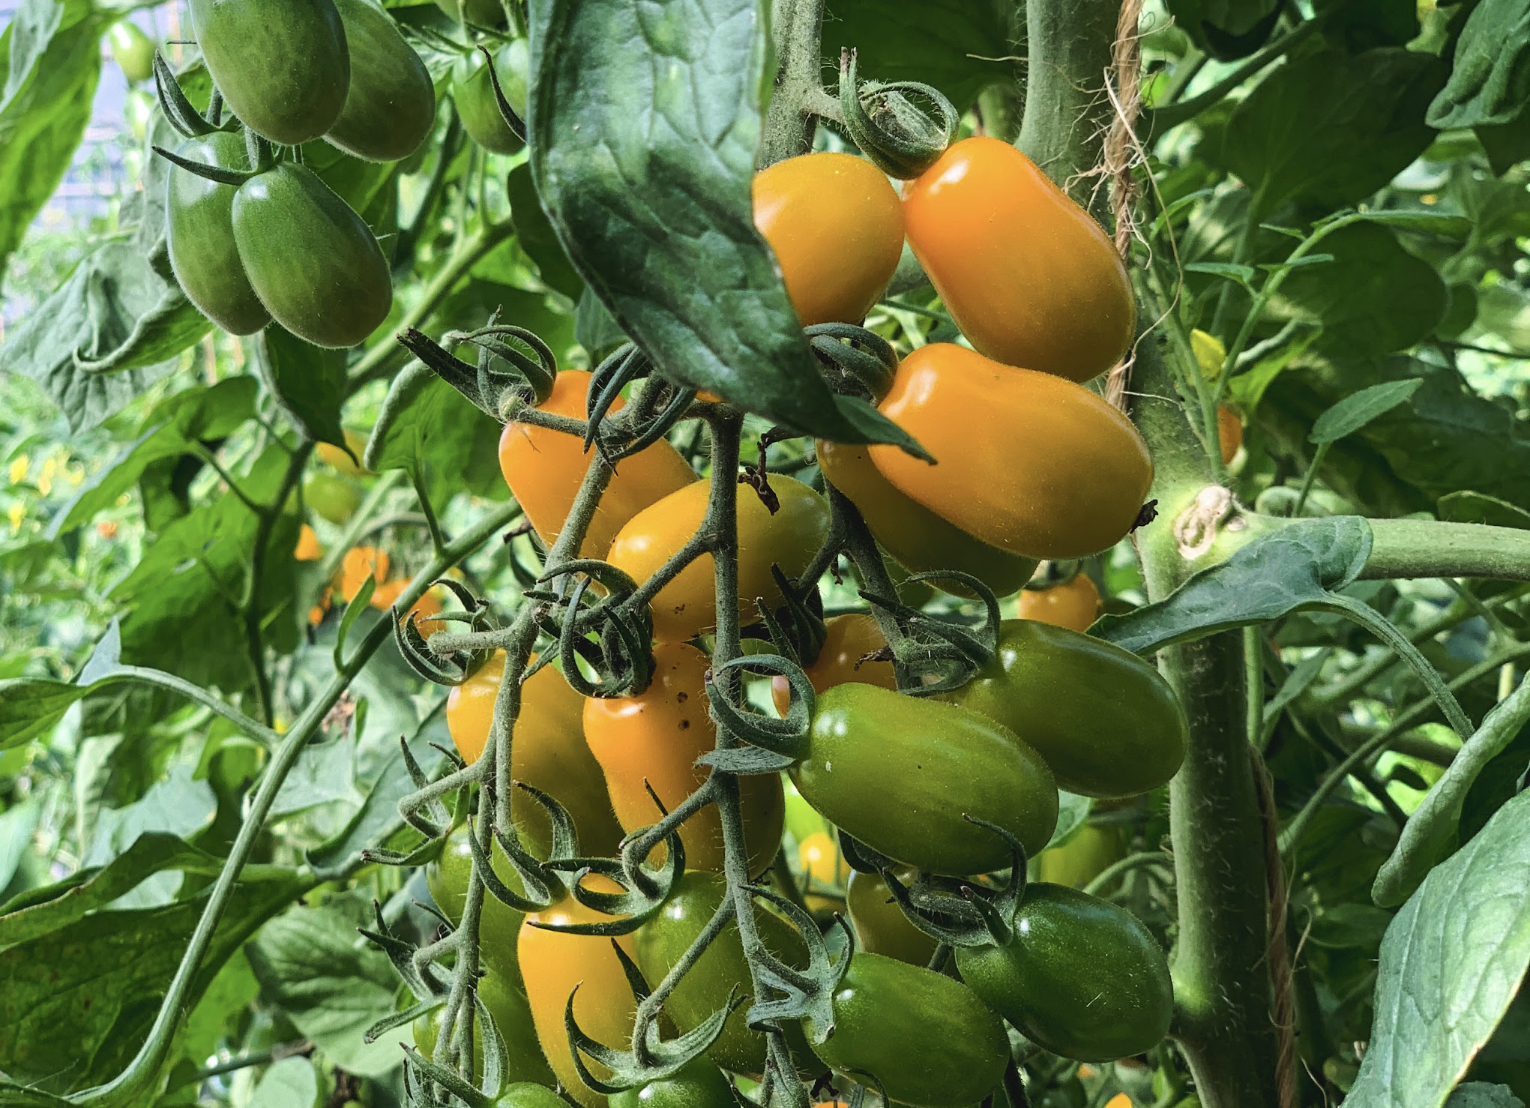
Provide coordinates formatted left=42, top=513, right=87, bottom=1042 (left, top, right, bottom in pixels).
left=407, top=139, right=1191, bottom=1108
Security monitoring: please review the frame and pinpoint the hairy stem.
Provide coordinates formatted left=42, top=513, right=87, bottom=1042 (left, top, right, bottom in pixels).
left=760, top=0, right=828, bottom=166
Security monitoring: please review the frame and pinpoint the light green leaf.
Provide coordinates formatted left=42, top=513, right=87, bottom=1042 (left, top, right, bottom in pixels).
left=249, top=1056, right=319, bottom=1108
left=1310, top=379, right=1425, bottom=445
left=256, top=327, right=349, bottom=449
left=1444, top=1084, right=1525, bottom=1108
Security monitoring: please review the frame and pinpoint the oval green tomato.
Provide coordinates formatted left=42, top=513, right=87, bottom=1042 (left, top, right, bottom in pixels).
left=453, top=40, right=527, bottom=155
left=189, top=0, right=350, bottom=145
left=845, top=868, right=938, bottom=967
left=166, top=132, right=270, bottom=336
left=304, top=472, right=360, bottom=525
left=412, top=969, right=556, bottom=1085
left=941, top=620, right=1188, bottom=799
left=325, top=0, right=436, bottom=162
left=610, top=1059, right=736, bottom=1108
left=231, top=162, right=393, bottom=348
left=108, top=21, right=155, bottom=82
left=496, top=1085, right=567, bottom=1108
left=954, top=883, right=1172, bottom=1062
left=633, top=872, right=814, bottom=1077
left=433, top=0, right=508, bottom=25
left=804, top=952, right=1008, bottom=1108
left=426, top=824, right=527, bottom=985
left=793, top=685, right=1058, bottom=875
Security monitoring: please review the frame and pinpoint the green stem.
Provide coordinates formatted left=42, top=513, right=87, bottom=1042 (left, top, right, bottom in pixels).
left=1361, top=519, right=1530, bottom=583
left=71, top=500, right=522, bottom=1108
left=1081, top=851, right=1174, bottom=898
left=111, top=665, right=279, bottom=745
left=759, top=0, right=829, bottom=167
left=241, top=442, right=312, bottom=727
left=1291, top=441, right=1330, bottom=517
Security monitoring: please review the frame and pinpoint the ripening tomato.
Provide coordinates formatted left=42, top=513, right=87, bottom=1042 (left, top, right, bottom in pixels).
left=632, top=872, right=815, bottom=1077
left=846, top=867, right=938, bottom=967
left=769, top=613, right=897, bottom=717
left=338, top=546, right=389, bottom=601
left=902, top=137, right=1135, bottom=383
left=1218, top=405, right=1243, bottom=465
left=796, top=830, right=850, bottom=889
left=1036, top=822, right=1128, bottom=890
left=954, top=884, right=1173, bottom=1061
left=804, top=952, right=1009, bottom=1108
left=816, top=440, right=1037, bottom=599
left=317, top=429, right=371, bottom=477
left=426, top=823, right=528, bottom=983
left=1016, top=574, right=1100, bottom=632
left=794, top=684, right=1058, bottom=875
left=752, top=153, right=904, bottom=326
left=610, top=1059, right=737, bottom=1108
left=499, top=370, right=695, bottom=560
left=519, top=897, right=638, bottom=1107
left=867, top=344, right=1154, bottom=560
left=447, top=653, right=626, bottom=858
left=295, top=524, right=323, bottom=561
left=941, top=620, right=1188, bottom=799
left=582, top=642, right=784, bottom=876
left=411, top=964, right=555, bottom=1086
left=607, top=477, right=830, bottom=643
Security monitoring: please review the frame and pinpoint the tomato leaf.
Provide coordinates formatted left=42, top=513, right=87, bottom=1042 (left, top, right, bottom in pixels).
left=524, top=0, right=920, bottom=450
left=1094, top=517, right=1373, bottom=655
left=506, top=161, right=584, bottom=302
left=1426, top=0, right=1530, bottom=130
left=1341, top=791, right=1530, bottom=1108
left=366, top=361, right=507, bottom=513
left=256, top=327, right=350, bottom=450
left=1437, top=492, right=1530, bottom=531
left=1372, top=675, right=1530, bottom=909
left=1310, top=378, right=1425, bottom=445
left=248, top=1057, right=320, bottom=1108
left=1221, top=48, right=1444, bottom=219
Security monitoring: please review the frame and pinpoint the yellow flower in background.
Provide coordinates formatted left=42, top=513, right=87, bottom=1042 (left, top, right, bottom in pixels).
left=8, top=502, right=24, bottom=533
left=8, top=455, right=27, bottom=485
left=1191, top=328, right=1226, bottom=381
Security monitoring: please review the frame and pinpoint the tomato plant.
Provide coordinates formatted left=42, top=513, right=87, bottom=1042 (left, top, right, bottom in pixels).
left=4, top=3, right=1530, bottom=1108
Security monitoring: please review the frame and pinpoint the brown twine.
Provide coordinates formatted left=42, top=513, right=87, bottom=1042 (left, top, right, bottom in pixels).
left=1102, top=0, right=1148, bottom=410
left=1252, top=744, right=1300, bottom=1108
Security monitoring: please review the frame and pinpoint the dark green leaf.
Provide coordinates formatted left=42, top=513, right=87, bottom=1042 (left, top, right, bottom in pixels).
left=1427, top=0, right=1530, bottom=129
left=0, top=1, right=101, bottom=287
left=0, top=678, right=91, bottom=750
left=246, top=898, right=403, bottom=1077
left=1373, top=676, right=1530, bottom=908
left=1445, top=1085, right=1525, bottom=1108
left=1094, top=517, right=1373, bottom=655
left=1476, top=112, right=1530, bottom=177
left=0, top=873, right=310, bottom=1091
left=525, top=0, right=913, bottom=446
left=820, top=0, right=1017, bottom=111
left=1437, top=492, right=1530, bottom=531
left=1310, top=378, right=1425, bottom=445
left=1167, top=0, right=1280, bottom=58
left=506, top=161, right=583, bottom=301
left=1271, top=225, right=1447, bottom=359
left=1342, top=791, right=1530, bottom=1108
left=1222, top=49, right=1445, bottom=219
left=256, top=328, right=349, bottom=449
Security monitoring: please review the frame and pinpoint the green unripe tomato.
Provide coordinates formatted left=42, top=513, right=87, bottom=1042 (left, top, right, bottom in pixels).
left=425, top=824, right=528, bottom=985
left=166, top=132, right=270, bottom=336
left=793, top=684, right=1058, bottom=876
left=495, top=1086, right=568, bottom=1108
left=433, top=0, right=508, bottom=25
left=108, top=21, right=155, bottom=82
left=633, top=872, right=815, bottom=1077
left=325, top=0, right=436, bottom=162
left=231, top=163, right=393, bottom=348
left=804, top=952, right=1008, bottom=1108
left=954, top=883, right=1173, bottom=1062
left=189, top=0, right=350, bottom=145
left=453, top=40, right=528, bottom=155
left=1036, top=822, right=1127, bottom=890
left=610, top=1059, right=737, bottom=1108
left=411, top=970, right=556, bottom=1086
left=941, top=620, right=1188, bottom=799
left=304, top=472, right=360, bottom=525
left=845, top=868, right=938, bottom=967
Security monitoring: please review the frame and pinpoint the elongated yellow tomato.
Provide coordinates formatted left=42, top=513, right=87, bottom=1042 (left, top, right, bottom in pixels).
left=867, top=344, right=1154, bottom=560
left=582, top=642, right=784, bottom=876
left=1017, top=575, right=1100, bottom=632
left=752, top=152, right=903, bottom=326
left=499, top=370, right=695, bottom=559
left=446, top=653, right=626, bottom=858
left=903, top=137, right=1135, bottom=383
left=607, top=477, right=831, bottom=643
left=769, top=613, right=897, bottom=717
left=816, top=440, right=1037, bottom=598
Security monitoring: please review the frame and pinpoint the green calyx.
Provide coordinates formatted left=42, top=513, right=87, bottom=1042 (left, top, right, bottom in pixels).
left=837, top=48, right=959, bottom=181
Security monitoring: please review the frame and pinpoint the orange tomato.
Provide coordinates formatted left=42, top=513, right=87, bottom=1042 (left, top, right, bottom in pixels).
left=752, top=152, right=904, bottom=326
left=519, top=894, right=637, bottom=1108
left=582, top=642, right=784, bottom=876
left=1218, top=404, right=1243, bottom=465
left=1017, top=575, right=1101, bottom=633
left=338, top=546, right=388, bottom=601
left=867, top=344, right=1154, bottom=560
left=294, top=523, right=323, bottom=561
left=446, top=652, right=625, bottom=858
left=902, top=137, right=1135, bottom=383
left=498, top=370, right=696, bottom=559
left=796, top=830, right=850, bottom=888
left=770, top=613, right=897, bottom=716
left=606, top=476, right=831, bottom=643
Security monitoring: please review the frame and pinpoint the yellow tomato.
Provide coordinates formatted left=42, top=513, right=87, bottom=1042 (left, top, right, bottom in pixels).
left=1017, top=575, right=1101, bottom=633
left=316, top=428, right=371, bottom=476
left=770, top=613, right=898, bottom=716
left=797, top=830, right=851, bottom=889
left=294, top=523, right=323, bottom=561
